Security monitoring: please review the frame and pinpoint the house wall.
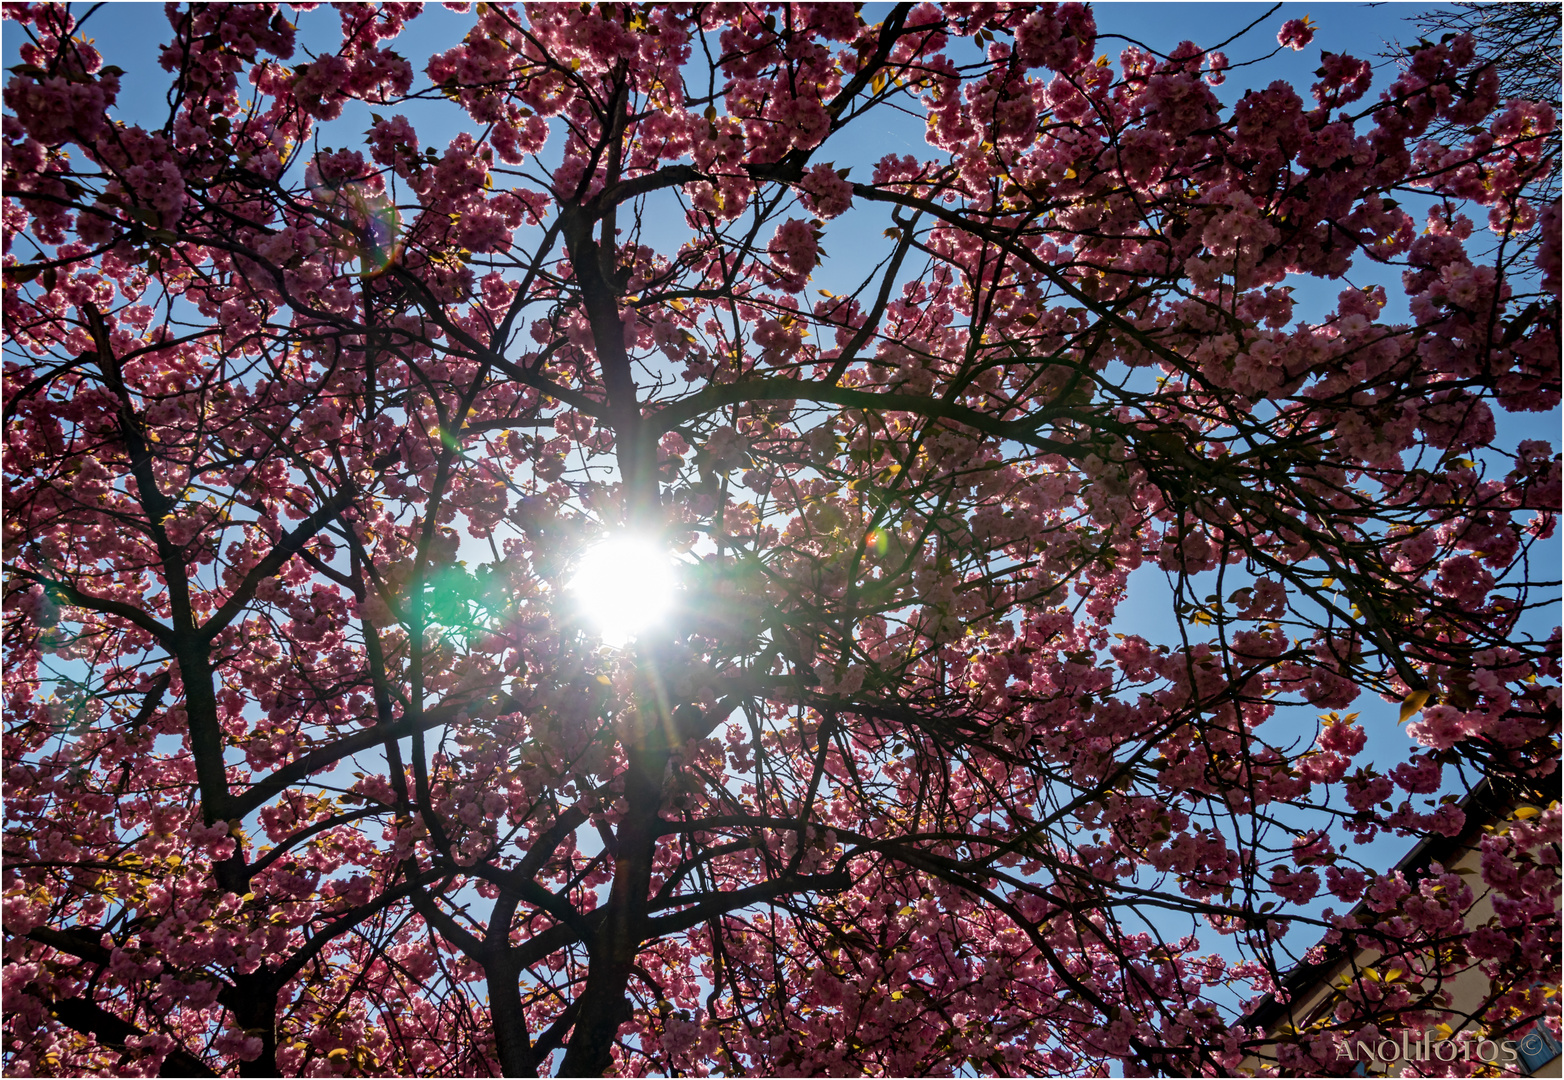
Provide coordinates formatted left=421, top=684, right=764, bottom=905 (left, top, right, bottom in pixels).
left=1238, top=809, right=1560, bottom=1077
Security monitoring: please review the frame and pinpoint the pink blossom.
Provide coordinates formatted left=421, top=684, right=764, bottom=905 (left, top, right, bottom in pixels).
left=798, top=163, right=854, bottom=219
left=765, top=217, right=820, bottom=291
left=1277, top=18, right=1315, bottom=51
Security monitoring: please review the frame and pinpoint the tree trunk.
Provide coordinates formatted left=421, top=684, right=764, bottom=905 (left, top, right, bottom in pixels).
left=490, top=960, right=537, bottom=1078
left=558, top=739, right=666, bottom=1076
left=232, top=973, right=280, bottom=1078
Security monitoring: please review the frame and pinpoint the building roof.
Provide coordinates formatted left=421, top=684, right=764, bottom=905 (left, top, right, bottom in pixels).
left=1241, top=778, right=1505, bottom=1035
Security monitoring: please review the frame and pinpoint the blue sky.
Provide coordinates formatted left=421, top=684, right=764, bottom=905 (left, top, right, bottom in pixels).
left=6, top=2, right=1506, bottom=332
left=10, top=3, right=1438, bottom=121
left=7, top=2, right=1509, bottom=336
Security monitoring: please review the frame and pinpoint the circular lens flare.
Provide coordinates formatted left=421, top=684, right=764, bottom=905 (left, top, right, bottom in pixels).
left=309, top=165, right=403, bottom=278
left=568, top=535, right=677, bottom=646
left=345, top=187, right=403, bottom=278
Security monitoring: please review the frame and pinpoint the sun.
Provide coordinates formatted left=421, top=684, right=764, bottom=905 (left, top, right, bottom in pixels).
left=568, top=534, right=678, bottom=646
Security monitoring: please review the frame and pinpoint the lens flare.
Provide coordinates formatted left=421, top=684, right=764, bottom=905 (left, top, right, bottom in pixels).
left=346, top=187, right=403, bottom=278
left=568, top=535, right=677, bottom=647
left=864, top=528, right=890, bottom=556
left=310, top=164, right=403, bottom=278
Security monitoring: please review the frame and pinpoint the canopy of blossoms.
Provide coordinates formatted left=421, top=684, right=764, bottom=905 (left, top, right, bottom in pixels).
left=3, top=2, right=1558, bottom=1075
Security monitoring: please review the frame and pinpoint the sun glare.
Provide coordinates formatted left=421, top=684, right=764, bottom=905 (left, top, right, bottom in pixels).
left=568, top=534, right=677, bottom=646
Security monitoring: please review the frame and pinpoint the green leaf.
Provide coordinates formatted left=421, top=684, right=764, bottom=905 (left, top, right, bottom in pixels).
left=1398, top=689, right=1430, bottom=724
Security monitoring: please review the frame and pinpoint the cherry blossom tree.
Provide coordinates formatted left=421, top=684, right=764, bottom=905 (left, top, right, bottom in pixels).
left=3, top=2, right=1558, bottom=1076
left=1390, top=2, right=1560, bottom=202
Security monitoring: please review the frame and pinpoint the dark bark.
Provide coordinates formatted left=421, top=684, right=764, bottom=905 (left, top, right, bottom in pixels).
left=24, top=988, right=218, bottom=1078
left=488, top=955, right=537, bottom=1078
left=557, top=737, right=667, bottom=1076
left=484, top=895, right=538, bottom=1077
left=231, top=972, right=281, bottom=1078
